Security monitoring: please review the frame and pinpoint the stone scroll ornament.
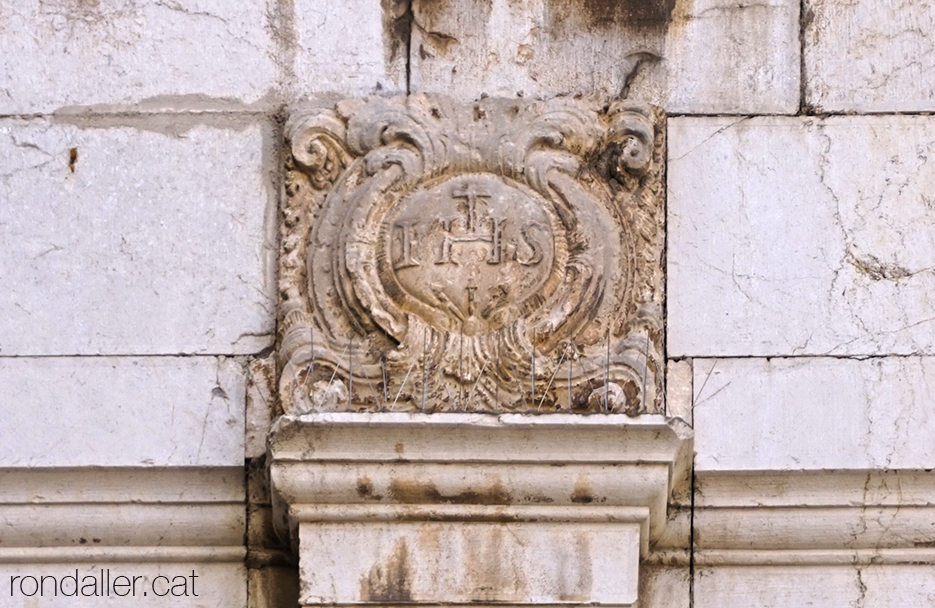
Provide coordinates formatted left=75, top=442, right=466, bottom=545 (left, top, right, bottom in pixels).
left=278, top=95, right=665, bottom=415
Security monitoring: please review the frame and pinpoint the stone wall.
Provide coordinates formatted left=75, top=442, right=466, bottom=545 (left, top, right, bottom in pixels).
left=2, top=1, right=934, bottom=607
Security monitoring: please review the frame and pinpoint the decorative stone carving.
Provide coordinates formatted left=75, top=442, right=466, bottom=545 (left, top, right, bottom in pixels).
left=268, top=413, right=692, bottom=608
left=278, top=95, right=665, bottom=415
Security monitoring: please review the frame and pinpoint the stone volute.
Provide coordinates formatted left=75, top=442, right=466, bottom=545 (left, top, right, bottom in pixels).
left=268, top=94, right=691, bottom=608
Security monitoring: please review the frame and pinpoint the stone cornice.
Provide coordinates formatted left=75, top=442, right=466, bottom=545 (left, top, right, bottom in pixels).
left=268, top=413, right=692, bottom=607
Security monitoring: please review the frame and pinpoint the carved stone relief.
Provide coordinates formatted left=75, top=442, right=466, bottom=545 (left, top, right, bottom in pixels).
left=278, top=95, right=665, bottom=415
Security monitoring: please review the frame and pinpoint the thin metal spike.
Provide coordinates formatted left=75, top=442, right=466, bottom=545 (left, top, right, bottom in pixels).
left=300, top=325, right=314, bottom=395
left=537, top=350, right=566, bottom=411
left=458, top=328, right=464, bottom=409
left=503, top=345, right=527, bottom=407
left=382, top=355, right=388, bottom=404
left=496, top=331, right=501, bottom=407
left=360, top=351, right=381, bottom=408
left=604, top=329, right=610, bottom=412
left=391, top=329, right=425, bottom=409
left=567, top=346, right=572, bottom=410
left=573, top=349, right=597, bottom=397
left=327, top=342, right=351, bottom=386
left=465, top=358, right=489, bottom=408
left=641, top=331, right=648, bottom=412
left=348, top=337, right=353, bottom=408
left=530, top=329, right=536, bottom=402
left=421, top=329, right=429, bottom=412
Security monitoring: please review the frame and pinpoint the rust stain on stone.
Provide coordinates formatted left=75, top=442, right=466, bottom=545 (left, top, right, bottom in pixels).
left=68, top=147, right=78, bottom=173
left=547, top=0, right=678, bottom=32
left=360, top=538, right=413, bottom=602
left=463, top=525, right=527, bottom=601
left=571, top=476, right=593, bottom=504
left=621, top=379, right=642, bottom=416
left=389, top=477, right=512, bottom=505
left=557, top=535, right=594, bottom=601
left=356, top=476, right=383, bottom=500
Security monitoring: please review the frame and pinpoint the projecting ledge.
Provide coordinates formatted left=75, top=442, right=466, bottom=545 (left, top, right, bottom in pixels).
left=268, top=413, right=692, bottom=608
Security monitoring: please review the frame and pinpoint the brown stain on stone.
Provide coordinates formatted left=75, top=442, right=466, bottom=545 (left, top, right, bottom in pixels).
left=622, top=379, right=641, bottom=415
left=463, top=525, right=527, bottom=601
left=571, top=476, right=593, bottom=504
left=389, top=477, right=512, bottom=505
left=382, top=0, right=412, bottom=66
left=68, top=147, right=77, bottom=173
left=360, top=538, right=413, bottom=602
left=557, top=535, right=593, bottom=601
left=356, top=476, right=383, bottom=500
left=579, top=0, right=677, bottom=26
left=547, top=0, right=679, bottom=33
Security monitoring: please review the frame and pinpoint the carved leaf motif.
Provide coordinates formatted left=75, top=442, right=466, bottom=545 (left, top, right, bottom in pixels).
left=278, top=95, right=665, bottom=416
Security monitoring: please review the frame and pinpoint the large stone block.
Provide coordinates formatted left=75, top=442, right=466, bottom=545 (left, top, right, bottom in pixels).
left=668, top=116, right=935, bottom=358
left=293, top=0, right=406, bottom=98
left=0, top=356, right=246, bottom=467
left=410, top=0, right=799, bottom=114
left=0, top=119, right=276, bottom=356
left=805, top=0, right=935, bottom=112
left=693, top=357, right=935, bottom=471
left=299, top=522, right=641, bottom=606
left=695, top=565, right=935, bottom=608
left=0, top=0, right=277, bottom=114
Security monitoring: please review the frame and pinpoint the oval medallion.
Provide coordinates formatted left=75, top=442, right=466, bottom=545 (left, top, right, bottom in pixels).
left=379, top=173, right=564, bottom=335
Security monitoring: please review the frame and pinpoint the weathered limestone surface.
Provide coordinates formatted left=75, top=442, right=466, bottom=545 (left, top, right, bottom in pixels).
left=0, top=119, right=276, bottom=356
left=665, top=358, right=692, bottom=425
left=300, top=522, right=641, bottom=606
left=805, top=0, right=935, bottom=112
left=640, top=566, right=690, bottom=608
left=270, top=413, right=692, bottom=608
left=693, top=357, right=935, bottom=471
left=410, top=0, right=799, bottom=114
left=0, top=357, right=245, bottom=467
left=280, top=96, right=666, bottom=414
left=0, top=467, right=245, bottom=552
left=695, top=565, right=935, bottom=608
left=294, top=0, right=406, bottom=99
left=668, top=116, right=935, bottom=358
left=1, top=563, right=247, bottom=608
left=0, top=0, right=277, bottom=114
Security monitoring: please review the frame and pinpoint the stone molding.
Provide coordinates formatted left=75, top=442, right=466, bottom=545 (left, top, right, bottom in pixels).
left=692, top=470, right=935, bottom=567
left=269, top=412, right=692, bottom=607
left=277, top=94, right=666, bottom=416
left=0, top=467, right=245, bottom=564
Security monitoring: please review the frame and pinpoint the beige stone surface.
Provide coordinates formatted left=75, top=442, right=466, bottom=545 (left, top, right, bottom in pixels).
left=300, top=521, right=641, bottom=606
left=695, top=565, right=935, bottom=608
left=805, top=0, right=935, bottom=112
left=293, top=0, right=406, bottom=98
left=0, top=467, right=244, bottom=551
left=410, top=0, right=799, bottom=114
left=270, top=413, right=690, bottom=608
left=0, top=0, right=277, bottom=114
left=668, top=116, right=935, bottom=358
left=0, top=119, right=276, bottom=356
left=692, top=357, right=935, bottom=471
left=639, top=566, right=690, bottom=608
left=0, top=356, right=246, bottom=467
left=245, top=356, right=277, bottom=459
left=665, top=358, right=692, bottom=425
